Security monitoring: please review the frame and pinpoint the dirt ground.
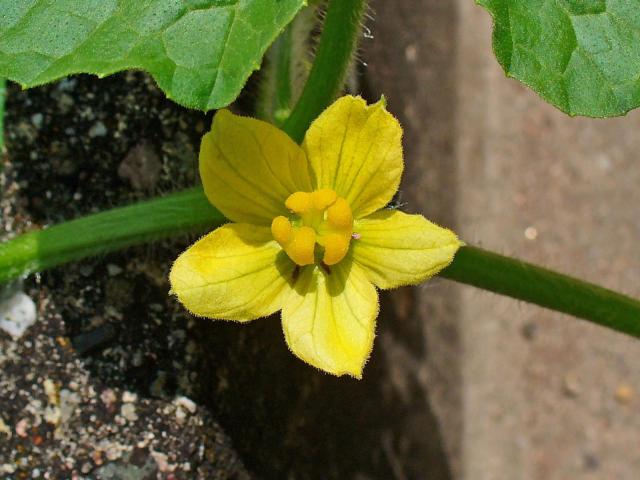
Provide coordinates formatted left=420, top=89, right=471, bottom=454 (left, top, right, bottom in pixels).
left=2, top=1, right=640, bottom=479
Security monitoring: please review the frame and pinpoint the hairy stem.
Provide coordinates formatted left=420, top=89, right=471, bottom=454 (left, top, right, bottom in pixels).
left=283, top=0, right=366, bottom=142
left=256, top=4, right=318, bottom=126
left=0, top=188, right=223, bottom=284
left=441, top=246, right=640, bottom=336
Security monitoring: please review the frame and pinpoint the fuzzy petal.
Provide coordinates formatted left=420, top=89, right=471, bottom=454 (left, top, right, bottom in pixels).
left=200, top=109, right=313, bottom=225
left=303, top=96, right=403, bottom=218
left=352, top=210, right=461, bottom=289
left=281, top=261, right=378, bottom=378
left=170, top=224, right=294, bottom=320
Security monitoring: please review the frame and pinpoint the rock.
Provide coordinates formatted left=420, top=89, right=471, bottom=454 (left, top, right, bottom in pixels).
left=88, top=121, right=107, bottom=138
left=30, top=113, right=43, bottom=129
left=174, top=396, right=197, bottom=414
left=120, top=403, right=138, bottom=423
left=122, top=391, right=137, bottom=403
left=118, top=142, right=162, bottom=191
left=0, top=291, right=37, bottom=339
left=106, top=264, right=123, bottom=276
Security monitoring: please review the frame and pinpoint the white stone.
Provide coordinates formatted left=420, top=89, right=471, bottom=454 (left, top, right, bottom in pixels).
left=0, top=292, right=37, bottom=339
left=122, top=391, right=137, bottom=403
left=120, top=403, right=138, bottom=422
left=174, top=396, right=196, bottom=414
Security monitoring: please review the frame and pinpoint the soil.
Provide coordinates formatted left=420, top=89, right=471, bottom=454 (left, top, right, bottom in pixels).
left=1, top=72, right=248, bottom=480
left=0, top=69, right=452, bottom=478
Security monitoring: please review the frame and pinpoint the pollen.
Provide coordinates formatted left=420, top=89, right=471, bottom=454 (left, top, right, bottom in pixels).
left=273, top=189, right=354, bottom=268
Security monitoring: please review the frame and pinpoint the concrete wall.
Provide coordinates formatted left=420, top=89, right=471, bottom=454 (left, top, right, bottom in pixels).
left=366, top=1, right=640, bottom=478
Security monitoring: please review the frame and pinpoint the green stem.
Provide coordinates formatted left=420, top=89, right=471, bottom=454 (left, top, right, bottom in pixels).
left=0, top=188, right=224, bottom=283
left=256, top=21, right=294, bottom=125
left=441, top=246, right=640, bottom=336
left=283, top=0, right=366, bottom=142
left=2, top=189, right=639, bottom=338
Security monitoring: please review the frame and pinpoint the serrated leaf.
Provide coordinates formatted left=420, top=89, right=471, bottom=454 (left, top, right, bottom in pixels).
left=0, top=0, right=305, bottom=110
left=478, top=0, right=640, bottom=117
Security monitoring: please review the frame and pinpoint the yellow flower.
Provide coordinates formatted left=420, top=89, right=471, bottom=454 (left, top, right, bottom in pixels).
left=170, top=96, right=460, bottom=378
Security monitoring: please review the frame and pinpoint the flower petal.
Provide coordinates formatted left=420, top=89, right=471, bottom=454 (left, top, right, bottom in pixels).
left=170, top=224, right=294, bottom=320
left=200, top=109, right=313, bottom=225
left=281, top=261, right=378, bottom=378
left=352, top=210, right=461, bottom=289
left=303, top=95, right=403, bottom=218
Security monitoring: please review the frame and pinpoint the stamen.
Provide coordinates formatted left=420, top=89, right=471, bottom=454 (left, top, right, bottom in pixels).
left=312, top=189, right=338, bottom=210
left=271, top=216, right=292, bottom=245
left=322, top=233, right=350, bottom=266
left=285, top=191, right=312, bottom=214
left=274, top=189, right=354, bottom=267
left=286, top=226, right=316, bottom=266
left=327, top=197, right=353, bottom=229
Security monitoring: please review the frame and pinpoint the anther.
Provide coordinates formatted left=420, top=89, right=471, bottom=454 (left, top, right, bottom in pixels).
left=312, top=189, right=337, bottom=210
left=322, top=233, right=350, bottom=266
left=285, top=192, right=312, bottom=214
left=271, top=216, right=292, bottom=245
left=327, top=197, right=353, bottom=229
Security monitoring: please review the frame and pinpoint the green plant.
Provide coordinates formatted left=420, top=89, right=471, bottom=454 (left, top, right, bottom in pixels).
left=1, top=0, right=639, bottom=372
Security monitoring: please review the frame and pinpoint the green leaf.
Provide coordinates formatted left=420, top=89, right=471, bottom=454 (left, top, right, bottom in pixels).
left=0, top=0, right=305, bottom=110
left=478, top=0, right=640, bottom=117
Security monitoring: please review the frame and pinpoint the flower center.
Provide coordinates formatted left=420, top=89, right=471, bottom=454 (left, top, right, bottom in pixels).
left=271, top=189, right=354, bottom=267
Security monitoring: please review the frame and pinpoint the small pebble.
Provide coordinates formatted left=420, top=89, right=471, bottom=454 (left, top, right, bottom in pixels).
left=521, top=322, right=537, bottom=341
left=122, top=391, right=137, bottom=403
left=121, top=403, right=138, bottom=422
left=106, top=264, right=123, bottom=276
left=118, top=142, right=162, bottom=191
left=0, top=291, right=37, bottom=339
left=524, top=226, right=538, bottom=240
left=57, top=93, right=74, bottom=113
left=44, top=406, right=61, bottom=426
left=88, top=121, right=107, bottom=138
left=405, top=44, right=417, bottom=63
left=563, top=372, right=581, bottom=398
left=175, top=408, right=187, bottom=423
left=151, top=451, right=172, bottom=473
left=30, top=113, right=44, bottom=128
left=15, top=418, right=30, bottom=437
left=43, top=378, right=59, bottom=405
left=100, top=388, right=117, bottom=407
left=0, top=417, right=11, bottom=438
left=174, top=396, right=197, bottom=414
